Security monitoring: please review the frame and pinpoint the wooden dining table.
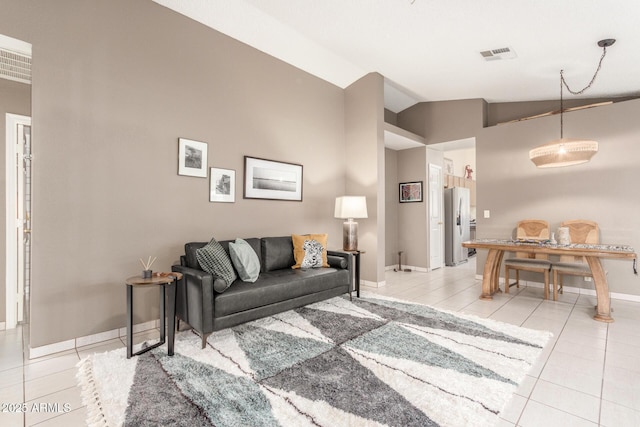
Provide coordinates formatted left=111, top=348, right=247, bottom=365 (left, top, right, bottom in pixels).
left=462, top=239, right=637, bottom=322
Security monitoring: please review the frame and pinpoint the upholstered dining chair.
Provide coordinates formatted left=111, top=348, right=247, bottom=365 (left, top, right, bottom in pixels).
left=504, top=219, right=552, bottom=299
left=551, top=219, right=599, bottom=301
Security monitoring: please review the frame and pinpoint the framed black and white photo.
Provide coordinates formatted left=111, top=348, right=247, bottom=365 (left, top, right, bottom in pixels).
left=178, top=138, right=208, bottom=178
left=244, top=156, right=303, bottom=201
left=210, top=167, right=235, bottom=203
left=399, top=181, right=423, bottom=203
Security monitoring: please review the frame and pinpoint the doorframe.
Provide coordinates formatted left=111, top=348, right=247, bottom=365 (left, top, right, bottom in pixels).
left=428, top=163, right=444, bottom=270
left=6, top=113, right=31, bottom=329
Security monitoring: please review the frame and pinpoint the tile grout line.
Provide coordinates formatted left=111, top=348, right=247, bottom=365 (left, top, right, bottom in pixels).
left=598, top=322, right=610, bottom=427
left=513, top=289, right=578, bottom=427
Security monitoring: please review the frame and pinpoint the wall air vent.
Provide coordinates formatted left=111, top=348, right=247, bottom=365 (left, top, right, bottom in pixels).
left=480, top=47, right=517, bottom=61
left=0, top=48, right=31, bottom=84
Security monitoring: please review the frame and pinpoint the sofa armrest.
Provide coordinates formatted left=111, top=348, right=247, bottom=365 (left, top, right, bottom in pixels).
left=171, top=264, right=215, bottom=337
left=327, top=250, right=354, bottom=291
left=327, top=254, right=348, bottom=269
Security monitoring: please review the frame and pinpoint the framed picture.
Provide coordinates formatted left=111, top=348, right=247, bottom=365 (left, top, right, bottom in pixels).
left=210, top=167, right=235, bottom=203
left=444, top=158, right=454, bottom=175
left=244, top=156, right=303, bottom=201
left=178, top=138, right=208, bottom=177
left=399, top=181, right=423, bottom=203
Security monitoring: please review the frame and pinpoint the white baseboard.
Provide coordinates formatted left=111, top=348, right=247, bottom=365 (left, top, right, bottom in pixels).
left=362, top=280, right=387, bottom=288
left=29, top=339, right=76, bottom=359
left=386, top=264, right=430, bottom=273
left=28, top=319, right=159, bottom=360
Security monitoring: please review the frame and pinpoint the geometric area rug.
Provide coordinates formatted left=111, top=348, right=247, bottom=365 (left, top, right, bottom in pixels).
left=77, top=294, right=552, bottom=427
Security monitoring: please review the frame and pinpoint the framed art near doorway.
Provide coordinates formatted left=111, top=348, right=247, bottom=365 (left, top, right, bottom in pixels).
left=399, top=181, right=423, bottom=203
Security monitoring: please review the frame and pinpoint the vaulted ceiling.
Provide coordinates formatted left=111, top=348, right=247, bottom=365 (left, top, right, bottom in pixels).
left=153, top=0, right=640, bottom=113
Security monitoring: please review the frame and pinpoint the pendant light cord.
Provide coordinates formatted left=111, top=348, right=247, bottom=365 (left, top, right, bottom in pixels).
left=561, top=44, right=610, bottom=95
left=558, top=43, right=611, bottom=139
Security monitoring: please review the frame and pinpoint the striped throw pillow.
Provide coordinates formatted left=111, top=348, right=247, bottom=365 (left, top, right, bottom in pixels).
left=196, top=238, right=237, bottom=292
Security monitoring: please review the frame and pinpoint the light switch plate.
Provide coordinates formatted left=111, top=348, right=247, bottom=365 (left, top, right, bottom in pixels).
left=483, top=210, right=491, bottom=219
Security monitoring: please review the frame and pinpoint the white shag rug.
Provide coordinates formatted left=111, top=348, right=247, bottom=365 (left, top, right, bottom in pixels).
left=77, top=293, right=552, bottom=427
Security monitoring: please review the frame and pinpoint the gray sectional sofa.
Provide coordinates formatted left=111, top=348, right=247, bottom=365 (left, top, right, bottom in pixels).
left=172, top=236, right=353, bottom=348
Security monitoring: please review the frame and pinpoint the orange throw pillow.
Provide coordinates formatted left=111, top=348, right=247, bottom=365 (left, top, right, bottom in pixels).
left=292, top=234, right=329, bottom=269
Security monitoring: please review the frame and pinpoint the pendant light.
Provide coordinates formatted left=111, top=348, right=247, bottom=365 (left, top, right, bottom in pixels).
left=530, top=39, right=615, bottom=168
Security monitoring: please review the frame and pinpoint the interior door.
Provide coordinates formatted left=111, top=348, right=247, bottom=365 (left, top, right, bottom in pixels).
left=429, top=164, right=443, bottom=269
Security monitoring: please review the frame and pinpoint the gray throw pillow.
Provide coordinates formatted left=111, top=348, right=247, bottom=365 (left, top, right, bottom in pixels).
left=196, top=238, right=237, bottom=292
left=229, top=238, right=260, bottom=283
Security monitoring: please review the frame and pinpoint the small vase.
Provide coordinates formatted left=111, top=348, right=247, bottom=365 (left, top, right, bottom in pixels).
left=557, top=227, right=570, bottom=245
left=550, top=232, right=557, bottom=245
left=142, top=270, right=152, bottom=279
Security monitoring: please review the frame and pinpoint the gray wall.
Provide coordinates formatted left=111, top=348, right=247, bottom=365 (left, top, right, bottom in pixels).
left=345, top=73, right=386, bottom=284
left=397, top=99, right=487, bottom=143
left=0, top=78, right=31, bottom=323
left=386, top=146, right=444, bottom=271
left=476, top=99, right=640, bottom=294
left=395, top=97, right=640, bottom=296
left=1, top=0, right=347, bottom=347
left=397, top=147, right=428, bottom=269
left=384, top=148, right=398, bottom=266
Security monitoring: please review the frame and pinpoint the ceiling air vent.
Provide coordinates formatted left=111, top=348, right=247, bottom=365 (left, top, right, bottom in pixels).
left=0, top=48, right=31, bottom=84
left=480, top=47, right=517, bottom=61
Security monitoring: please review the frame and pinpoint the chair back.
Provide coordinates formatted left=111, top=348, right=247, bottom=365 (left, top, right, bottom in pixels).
left=559, top=219, right=599, bottom=263
left=516, top=219, right=550, bottom=259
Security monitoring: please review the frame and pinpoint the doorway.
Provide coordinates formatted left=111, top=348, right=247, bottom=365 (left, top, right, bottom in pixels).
left=5, top=114, right=32, bottom=328
left=2, top=33, right=32, bottom=330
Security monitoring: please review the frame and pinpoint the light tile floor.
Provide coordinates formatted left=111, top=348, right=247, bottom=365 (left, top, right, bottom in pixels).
left=368, top=259, right=640, bottom=427
left=1, top=257, right=639, bottom=426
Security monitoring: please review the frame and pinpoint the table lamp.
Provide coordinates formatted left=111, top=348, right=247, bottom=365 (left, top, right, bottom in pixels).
left=334, top=196, right=368, bottom=251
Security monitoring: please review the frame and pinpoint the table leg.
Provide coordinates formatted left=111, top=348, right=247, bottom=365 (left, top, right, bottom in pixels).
left=126, top=284, right=133, bottom=359
left=587, top=256, right=614, bottom=323
left=493, top=250, right=505, bottom=294
left=480, top=249, right=503, bottom=300
left=167, top=279, right=177, bottom=356
left=159, top=285, right=166, bottom=344
left=355, top=252, right=361, bottom=298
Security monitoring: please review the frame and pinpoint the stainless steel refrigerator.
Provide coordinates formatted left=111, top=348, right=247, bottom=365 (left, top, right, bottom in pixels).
left=444, top=187, right=470, bottom=266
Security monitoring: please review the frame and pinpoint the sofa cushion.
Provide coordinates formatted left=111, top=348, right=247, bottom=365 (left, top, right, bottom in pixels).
left=214, top=268, right=350, bottom=317
left=185, top=242, right=208, bottom=269
left=217, top=238, right=262, bottom=262
left=196, top=238, right=237, bottom=293
left=292, top=234, right=329, bottom=269
left=261, top=236, right=295, bottom=272
left=229, top=238, right=260, bottom=282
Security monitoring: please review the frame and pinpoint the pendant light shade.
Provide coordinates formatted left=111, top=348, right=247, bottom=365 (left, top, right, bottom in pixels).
left=530, top=39, right=614, bottom=169
left=529, top=138, right=598, bottom=168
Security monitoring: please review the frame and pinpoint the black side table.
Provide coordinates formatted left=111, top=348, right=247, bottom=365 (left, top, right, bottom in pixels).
left=125, top=272, right=182, bottom=359
left=344, top=250, right=365, bottom=298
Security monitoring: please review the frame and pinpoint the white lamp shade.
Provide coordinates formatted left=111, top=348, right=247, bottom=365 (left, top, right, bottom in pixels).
left=334, top=196, right=368, bottom=219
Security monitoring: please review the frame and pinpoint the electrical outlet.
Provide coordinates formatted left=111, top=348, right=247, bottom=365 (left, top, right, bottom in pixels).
left=584, top=277, right=592, bottom=282
left=483, top=210, right=491, bottom=219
